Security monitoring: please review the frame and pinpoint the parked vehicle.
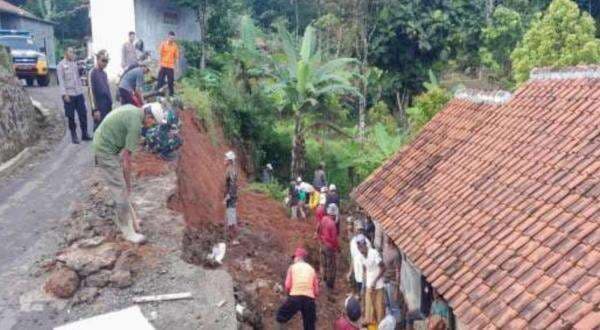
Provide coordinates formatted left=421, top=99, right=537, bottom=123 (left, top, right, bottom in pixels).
left=0, top=30, right=50, bottom=87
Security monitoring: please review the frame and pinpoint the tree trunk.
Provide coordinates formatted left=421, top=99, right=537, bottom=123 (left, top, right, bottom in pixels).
left=199, top=2, right=207, bottom=69
left=485, top=0, right=494, bottom=25
left=291, top=112, right=305, bottom=179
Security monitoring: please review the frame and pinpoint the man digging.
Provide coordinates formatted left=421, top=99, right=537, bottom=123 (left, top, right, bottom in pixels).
left=93, top=102, right=167, bottom=243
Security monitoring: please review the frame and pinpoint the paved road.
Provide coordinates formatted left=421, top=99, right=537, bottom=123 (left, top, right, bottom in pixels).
left=0, top=86, right=93, bottom=329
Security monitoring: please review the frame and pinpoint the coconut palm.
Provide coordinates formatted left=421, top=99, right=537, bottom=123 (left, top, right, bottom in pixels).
left=267, top=24, right=362, bottom=178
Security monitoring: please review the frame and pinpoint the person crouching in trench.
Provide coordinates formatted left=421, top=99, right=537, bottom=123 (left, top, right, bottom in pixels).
left=223, top=151, right=239, bottom=244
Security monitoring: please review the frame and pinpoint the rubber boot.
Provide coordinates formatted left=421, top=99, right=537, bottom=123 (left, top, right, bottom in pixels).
left=115, top=207, right=146, bottom=244
left=70, top=130, right=79, bottom=144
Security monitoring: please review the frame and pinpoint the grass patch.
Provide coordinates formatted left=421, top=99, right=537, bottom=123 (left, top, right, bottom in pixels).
left=180, top=81, right=218, bottom=145
left=244, top=182, right=287, bottom=202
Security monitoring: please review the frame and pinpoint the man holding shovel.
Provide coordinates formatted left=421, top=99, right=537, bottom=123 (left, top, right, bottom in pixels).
left=93, top=102, right=167, bottom=243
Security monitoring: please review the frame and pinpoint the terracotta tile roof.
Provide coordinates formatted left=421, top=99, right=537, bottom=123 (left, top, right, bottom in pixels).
left=353, top=66, right=600, bottom=328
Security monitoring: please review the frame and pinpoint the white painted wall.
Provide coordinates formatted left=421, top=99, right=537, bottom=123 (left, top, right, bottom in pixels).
left=134, top=0, right=201, bottom=78
left=89, top=0, right=136, bottom=80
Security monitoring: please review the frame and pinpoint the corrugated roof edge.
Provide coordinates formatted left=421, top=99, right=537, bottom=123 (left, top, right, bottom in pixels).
left=530, top=65, right=600, bottom=80
left=454, top=88, right=512, bottom=105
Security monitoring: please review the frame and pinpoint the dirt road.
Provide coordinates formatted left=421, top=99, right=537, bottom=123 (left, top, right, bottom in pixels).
left=0, top=86, right=93, bottom=329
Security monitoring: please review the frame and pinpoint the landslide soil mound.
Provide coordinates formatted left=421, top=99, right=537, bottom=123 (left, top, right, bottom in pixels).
left=174, top=110, right=351, bottom=329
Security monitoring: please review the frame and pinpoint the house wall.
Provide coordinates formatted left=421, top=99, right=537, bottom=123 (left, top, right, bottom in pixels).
left=0, top=14, right=56, bottom=67
left=134, top=0, right=200, bottom=78
left=89, top=0, right=136, bottom=79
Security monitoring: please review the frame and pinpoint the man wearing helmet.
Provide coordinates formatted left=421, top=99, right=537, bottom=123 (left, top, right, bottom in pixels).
left=224, top=150, right=239, bottom=243
left=92, top=102, right=167, bottom=243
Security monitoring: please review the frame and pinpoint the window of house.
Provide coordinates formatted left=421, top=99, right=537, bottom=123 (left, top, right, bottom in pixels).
left=163, top=12, right=178, bottom=25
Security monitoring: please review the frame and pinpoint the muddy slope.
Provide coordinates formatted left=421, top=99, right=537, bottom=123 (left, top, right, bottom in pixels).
left=175, top=109, right=351, bottom=329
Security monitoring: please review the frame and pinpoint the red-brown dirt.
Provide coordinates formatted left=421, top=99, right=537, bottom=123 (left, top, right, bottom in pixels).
left=173, top=109, right=352, bottom=329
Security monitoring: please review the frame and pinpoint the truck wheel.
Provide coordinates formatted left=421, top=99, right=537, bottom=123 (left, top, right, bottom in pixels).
left=26, top=78, right=34, bottom=87
left=37, top=75, right=50, bottom=87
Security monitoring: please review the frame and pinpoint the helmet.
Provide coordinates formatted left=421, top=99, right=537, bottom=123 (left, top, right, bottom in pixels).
left=144, top=102, right=167, bottom=124
left=329, top=184, right=336, bottom=191
left=225, top=151, right=236, bottom=161
left=266, top=163, right=273, bottom=170
left=296, top=177, right=302, bottom=183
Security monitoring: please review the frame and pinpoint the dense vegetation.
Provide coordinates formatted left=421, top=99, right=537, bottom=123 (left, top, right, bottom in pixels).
left=11, top=0, right=600, bottom=194
left=172, top=0, right=600, bottom=195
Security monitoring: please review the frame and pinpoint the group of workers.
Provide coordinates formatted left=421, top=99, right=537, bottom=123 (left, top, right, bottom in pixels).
left=55, top=30, right=183, bottom=244
left=276, top=164, right=415, bottom=329
left=57, top=30, right=180, bottom=144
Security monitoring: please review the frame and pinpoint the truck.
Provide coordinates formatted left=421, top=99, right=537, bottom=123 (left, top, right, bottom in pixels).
left=0, top=30, right=50, bottom=86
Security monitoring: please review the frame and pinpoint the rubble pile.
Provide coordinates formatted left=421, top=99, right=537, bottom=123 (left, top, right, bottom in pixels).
left=44, top=181, right=143, bottom=302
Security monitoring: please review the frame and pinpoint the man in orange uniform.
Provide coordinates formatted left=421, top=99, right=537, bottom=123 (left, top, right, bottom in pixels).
left=156, top=31, right=179, bottom=96
left=276, top=247, right=319, bottom=330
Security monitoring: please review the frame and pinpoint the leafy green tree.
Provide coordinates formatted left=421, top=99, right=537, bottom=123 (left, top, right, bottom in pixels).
left=511, top=0, right=600, bottom=83
left=406, top=72, right=451, bottom=135
left=267, top=25, right=361, bottom=177
left=479, top=6, right=525, bottom=82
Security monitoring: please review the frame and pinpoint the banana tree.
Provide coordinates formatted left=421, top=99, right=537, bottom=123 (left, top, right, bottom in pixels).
left=267, top=25, right=362, bottom=178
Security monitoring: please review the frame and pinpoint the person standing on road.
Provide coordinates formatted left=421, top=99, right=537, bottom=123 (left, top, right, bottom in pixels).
left=156, top=31, right=179, bottom=96
left=93, top=102, right=167, bottom=243
left=224, top=151, right=239, bottom=243
left=121, top=31, right=138, bottom=70
left=58, top=47, right=90, bottom=144
left=276, top=247, right=319, bottom=330
left=89, top=50, right=113, bottom=131
left=317, top=203, right=339, bottom=291
left=118, top=63, right=149, bottom=106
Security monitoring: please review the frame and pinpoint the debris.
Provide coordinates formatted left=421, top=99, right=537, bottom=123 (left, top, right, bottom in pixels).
left=85, top=270, right=111, bottom=288
left=114, top=249, right=142, bottom=274
left=45, top=267, right=80, bottom=299
left=207, top=242, right=226, bottom=264
left=242, top=258, right=253, bottom=272
left=132, top=292, right=193, bottom=304
left=274, top=283, right=283, bottom=294
left=74, top=236, right=104, bottom=248
left=56, top=243, right=120, bottom=276
left=109, top=270, right=133, bottom=288
left=72, top=287, right=99, bottom=305
left=149, top=311, right=158, bottom=321
left=217, top=300, right=227, bottom=307
left=54, top=305, right=154, bottom=330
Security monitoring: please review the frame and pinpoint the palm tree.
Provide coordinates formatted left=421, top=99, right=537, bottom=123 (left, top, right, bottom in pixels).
left=267, top=25, right=362, bottom=178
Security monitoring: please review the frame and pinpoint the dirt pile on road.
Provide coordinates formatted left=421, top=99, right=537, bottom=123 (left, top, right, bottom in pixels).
left=175, top=109, right=351, bottom=328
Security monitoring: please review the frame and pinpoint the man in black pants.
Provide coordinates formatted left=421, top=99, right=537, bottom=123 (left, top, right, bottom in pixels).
left=156, top=31, right=179, bottom=96
left=89, top=50, right=113, bottom=131
left=57, top=47, right=90, bottom=144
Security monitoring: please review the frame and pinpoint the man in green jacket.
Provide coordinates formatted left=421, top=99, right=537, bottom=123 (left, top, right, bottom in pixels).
left=93, top=102, right=167, bottom=243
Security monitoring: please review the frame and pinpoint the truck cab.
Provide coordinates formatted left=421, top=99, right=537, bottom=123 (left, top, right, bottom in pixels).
left=0, top=30, right=49, bottom=86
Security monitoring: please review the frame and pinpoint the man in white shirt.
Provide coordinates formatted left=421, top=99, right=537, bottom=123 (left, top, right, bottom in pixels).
left=358, top=239, right=386, bottom=327
left=348, top=227, right=371, bottom=295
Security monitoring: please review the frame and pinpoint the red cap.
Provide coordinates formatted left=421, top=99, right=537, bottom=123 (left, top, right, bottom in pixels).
left=293, top=247, right=308, bottom=258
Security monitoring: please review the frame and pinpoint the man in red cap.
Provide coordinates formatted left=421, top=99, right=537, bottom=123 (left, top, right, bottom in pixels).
left=276, top=247, right=319, bottom=330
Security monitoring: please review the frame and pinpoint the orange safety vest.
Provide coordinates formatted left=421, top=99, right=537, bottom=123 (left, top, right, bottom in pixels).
left=289, top=262, right=317, bottom=298
left=159, top=41, right=179, bottom=69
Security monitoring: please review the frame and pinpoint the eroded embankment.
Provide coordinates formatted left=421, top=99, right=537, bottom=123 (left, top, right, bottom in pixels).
left=174, top=109, right=351, bottom=329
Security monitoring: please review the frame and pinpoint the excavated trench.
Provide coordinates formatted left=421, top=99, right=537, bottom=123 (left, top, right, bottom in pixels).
left=171, top=110, right=351, bottom=329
